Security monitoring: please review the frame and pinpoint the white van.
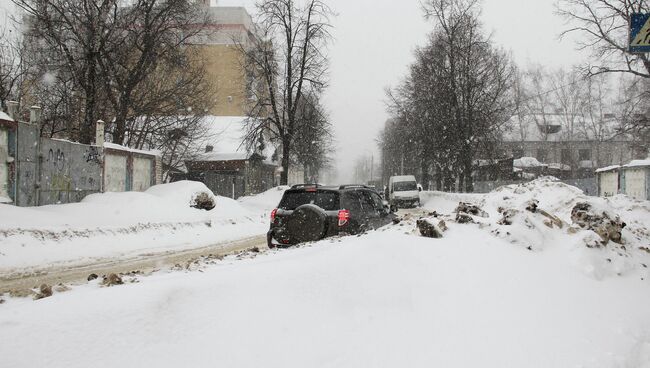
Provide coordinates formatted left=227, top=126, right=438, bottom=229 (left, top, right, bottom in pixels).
left=387, top=175, right=420, bottom=210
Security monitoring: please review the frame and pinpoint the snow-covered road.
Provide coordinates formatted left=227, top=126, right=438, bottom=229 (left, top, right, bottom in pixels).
left=0, top=234, right=266, bottom=295
left=2, top=222, right=650, bottom=368
left=2, top=178, right=650, bottom=367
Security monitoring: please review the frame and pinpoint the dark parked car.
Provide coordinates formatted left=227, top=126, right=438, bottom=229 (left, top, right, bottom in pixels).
left=267, top=184, right=396, bottom=248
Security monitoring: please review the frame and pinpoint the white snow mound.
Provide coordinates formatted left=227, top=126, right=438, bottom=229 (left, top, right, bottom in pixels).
left=420, top=177, right=650, bottom=280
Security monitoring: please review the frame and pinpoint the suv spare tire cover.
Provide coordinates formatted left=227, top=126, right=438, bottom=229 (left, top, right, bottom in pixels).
left=286, top=204, right=328, bottom=243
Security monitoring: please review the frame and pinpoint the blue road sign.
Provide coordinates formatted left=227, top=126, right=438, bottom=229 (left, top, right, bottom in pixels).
left=630, top=13, right=650, bottom=53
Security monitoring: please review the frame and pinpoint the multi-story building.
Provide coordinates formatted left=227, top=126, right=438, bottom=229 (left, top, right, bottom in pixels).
left=188, top=4, right=257, bottom=116
left=501, top=113, right=648, bottom=179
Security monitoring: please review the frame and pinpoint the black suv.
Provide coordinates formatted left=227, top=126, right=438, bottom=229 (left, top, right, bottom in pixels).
left=267, top=184, right=396, bottom=248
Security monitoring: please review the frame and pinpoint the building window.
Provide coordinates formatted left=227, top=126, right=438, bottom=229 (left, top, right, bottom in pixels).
left=561, top=149, right=572, bottom=164
left=538, top=124, right=562, bottom=134
left=578, top=149, right=591, bottom=161
left=536, top=149, right=548, bottom=163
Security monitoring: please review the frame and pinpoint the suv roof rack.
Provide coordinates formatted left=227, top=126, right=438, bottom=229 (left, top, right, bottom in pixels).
left=338, top=184, right=370, bottom=190
left=290, top=183, right=320, bottom=189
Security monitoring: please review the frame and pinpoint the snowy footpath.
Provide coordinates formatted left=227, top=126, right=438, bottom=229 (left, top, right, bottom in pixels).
left=1, top=178, right=650, bottom=367
left=0, top=182, right=286, bottom=276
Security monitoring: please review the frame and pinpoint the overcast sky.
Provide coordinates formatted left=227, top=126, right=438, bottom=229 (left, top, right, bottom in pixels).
left=218, top=0, right=587, bottom=181
left=1, top=0, right=588, bottom=182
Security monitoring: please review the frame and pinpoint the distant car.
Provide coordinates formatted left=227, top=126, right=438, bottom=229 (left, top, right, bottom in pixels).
left=267, top=184, right=396, bottom=248
left=387, top=175, right=421, bottom=210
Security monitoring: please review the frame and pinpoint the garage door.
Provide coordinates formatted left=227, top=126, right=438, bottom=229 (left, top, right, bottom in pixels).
left=0, top=129, right=9, bottom=202
left=599, top=172, right=618, bottom=197
left=625, top=169, right=646, bottom=200
left=104, top=154, right=127, bottom=192
left=132, top=157, right=153, bottom=192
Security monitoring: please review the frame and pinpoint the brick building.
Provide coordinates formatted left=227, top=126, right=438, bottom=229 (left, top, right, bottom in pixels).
left=188, top=4, right=257, bottom=116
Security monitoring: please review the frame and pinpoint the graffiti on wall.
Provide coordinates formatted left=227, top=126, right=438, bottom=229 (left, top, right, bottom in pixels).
left=47, top=148, right=66, bottom=172
left=84, top=146, right=102, bottom=164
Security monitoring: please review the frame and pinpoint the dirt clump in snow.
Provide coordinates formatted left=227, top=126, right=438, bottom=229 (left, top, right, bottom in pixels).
left=497, top=208, right=518, bottom=225
left=102, top=273, right=123, bottom=287
left=34, top=284, right=53, bottom=300
left=455, top=212, right=475, bottom=224
left=571, top=202, right=626, bottom=245
left=191, top=192, right=216, bottom=211
left=416, top=219, right=447, bottom=238
left=455, top=202, right=488, bottom=218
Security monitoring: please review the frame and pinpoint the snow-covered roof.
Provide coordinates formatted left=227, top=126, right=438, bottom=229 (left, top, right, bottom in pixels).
left=194, top=152, right=250, bottom=161
left=391, top=175, right=417, bottom=182
left=104, top=142, right=161, bottom=157
left=513, top=157, right=546, bottom=168
left=548, top=163, right=571, bottom=171
left=0, top=111, right=14, bottom=122
left=579, top=160, right=597, bottom=169
left=623, top=159, right=650, bottom=169
left=595, top=165, right=620, bottom=173
left=503, top=114, right=629, bottom=142
left=191, top=116, right=276, bottom=165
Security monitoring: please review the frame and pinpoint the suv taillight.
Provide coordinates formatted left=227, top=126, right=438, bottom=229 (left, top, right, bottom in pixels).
left=271, top=208, right=278, bottom=222
left=338, top=209, right=350, bottom=227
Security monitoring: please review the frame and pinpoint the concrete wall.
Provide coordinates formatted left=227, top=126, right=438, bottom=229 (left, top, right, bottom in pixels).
left=12, top=122, right=104, bottom=206
left=8, top=120, right=161, bottom=206
left=38, top=139, right=102, bottom=205
left=0, top=127, right=9, bottom=201
left=15, top=122, right=39, bottom=206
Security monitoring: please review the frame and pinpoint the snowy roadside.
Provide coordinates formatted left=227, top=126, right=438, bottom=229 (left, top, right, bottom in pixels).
left=1, top=207, right=649, bottom=367
left=417, top=177, right=650, bottom=280
left=0, top=182, right=286, bottom=274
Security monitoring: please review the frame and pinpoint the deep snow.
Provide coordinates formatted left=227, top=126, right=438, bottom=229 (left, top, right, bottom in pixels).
left=1, top=178, right=649, bottom=367
left=0, top=182, right=283, bottom=271
left=1, top=224, right=649, bottom=368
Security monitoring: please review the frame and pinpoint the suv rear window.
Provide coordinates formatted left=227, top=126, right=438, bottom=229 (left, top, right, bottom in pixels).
left=393, top=181, right=417, bottom=191
left=279, top=191, right=340, bottom=210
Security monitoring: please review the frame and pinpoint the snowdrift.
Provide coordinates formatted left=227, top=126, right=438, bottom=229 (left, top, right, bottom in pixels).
left=0, top=182, right=284, bottom=271
left=419, top=177, right=650, bottom=280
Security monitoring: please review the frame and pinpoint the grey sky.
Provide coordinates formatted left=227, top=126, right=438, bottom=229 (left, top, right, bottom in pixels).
left=220, top=0, right=587, bottom=181
left=2, top=0, right=588, bottom=182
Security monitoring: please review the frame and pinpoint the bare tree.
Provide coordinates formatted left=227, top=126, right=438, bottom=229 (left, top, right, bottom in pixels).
left=241, top=0, right=334, bottom=185
left=557, top=0, right=650, bottom=78
left=13, top=0, right=117, bottom=143
left=423, top=0, right=515, bottom=192
left=97, top=0, right=210, bottom=145
left=291, top=92, right=334, bottom=182
left=0, top=26, right=28, bottom=111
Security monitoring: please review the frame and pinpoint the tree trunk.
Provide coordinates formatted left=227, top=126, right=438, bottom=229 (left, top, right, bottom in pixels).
left=81, top=84, right=97, bottom=145
left=112, top=95, right=130, bottom=145
left=464, top=151, right=474, bottom=193
left=420, top=159, right=430, bottom=190
left=280, top=139, right=291, bottom=185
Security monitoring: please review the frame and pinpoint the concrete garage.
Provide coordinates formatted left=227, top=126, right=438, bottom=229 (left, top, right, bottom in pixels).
left=620, top=160, right=650, bottom=201
left=595, top=165, right=620, bottom=197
